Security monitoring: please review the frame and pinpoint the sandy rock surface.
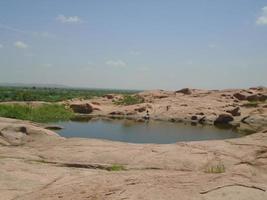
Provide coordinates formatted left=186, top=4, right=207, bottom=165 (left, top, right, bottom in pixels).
left=1, top=87, right=267, bottom=200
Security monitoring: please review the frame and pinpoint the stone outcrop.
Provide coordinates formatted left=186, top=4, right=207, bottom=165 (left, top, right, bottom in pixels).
left=233, top=93, right=247, bottom=101
left=58, top=87, right=267, bottom=132
left=70, top=103, right=93, bottom=114
left=247, top=94, right=267, bottom=102
left=175, top=88, right=192, bottom=95
left=214, top=113, right=234, bottom=124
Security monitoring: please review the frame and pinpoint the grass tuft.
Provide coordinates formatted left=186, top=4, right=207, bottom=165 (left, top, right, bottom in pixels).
left=107, top=164, right=126, bottom=171
left=205, top=163, right=225, bottom=173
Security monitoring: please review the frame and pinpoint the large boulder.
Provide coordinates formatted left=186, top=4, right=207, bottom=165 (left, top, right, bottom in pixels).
left=0, top=122, right=58, bottom=146
left=175, top=88, right=192, bottom=95
left=214, top=114, right=234, bottom=124
left=233, top=93, right=247, bottom=101
left=70, top=103, right=93, bottom=114
left=247, top=94, right=267, bottom=102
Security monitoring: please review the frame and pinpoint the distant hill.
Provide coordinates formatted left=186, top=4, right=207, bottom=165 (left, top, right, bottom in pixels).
left=0, top=83, right=69, bottom=88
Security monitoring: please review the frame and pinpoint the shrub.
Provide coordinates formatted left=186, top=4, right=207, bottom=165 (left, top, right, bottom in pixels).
left=242, top=101, right=259, bottom=108
left=113, top=95, right=144, bottom=105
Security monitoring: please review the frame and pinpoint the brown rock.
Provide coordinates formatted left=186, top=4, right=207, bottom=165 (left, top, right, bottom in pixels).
left=109, top=111, right=124, bottom=115
left=91, top=101, right=101, bottom=105
left=175, top=88, right=192, bottom=95
left=233, top=93, right=247, bottom=101
left=191, top=116, right=198, bottom=120
left=247, top=94, right=267, bottom=102
left=103, top=94, right=115, bottom=99
left=226, top=107, right=241, bottom=116
left=134, top=107, right=146, bottom=113
left=214, top=113, right=234, bottom=124
left=70, top=103, right=93, bottom=114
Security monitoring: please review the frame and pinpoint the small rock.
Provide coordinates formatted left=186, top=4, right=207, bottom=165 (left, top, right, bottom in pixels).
left=214, top=114, right=234, bottom=124
left=134, top=107, right=146, bottom=112
left=109, top=111, right=124, bottom=115
left=198, top=116, right=206, bottom=124
left=191, top=116, right=198, bottom=120
left=91, top=102, right=101, bottom=105
left=103, top=94, right=115, bottom=99
left=226, top=107, right=241, bottom=116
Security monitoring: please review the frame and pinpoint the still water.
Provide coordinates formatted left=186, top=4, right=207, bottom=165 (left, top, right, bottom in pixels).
left=55, top=118, right=242, bottom=144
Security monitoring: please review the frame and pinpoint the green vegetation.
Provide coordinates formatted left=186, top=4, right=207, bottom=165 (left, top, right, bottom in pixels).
left=0, top=104, right=74, bottom=123
left=0, top=86, right=138, bottom=102
left=242, top=101, right=259, bottom=107
left=107, top=164, right=126, bottom=171
left=113, top=95, right=144, bottom=105
left=205, top=163, right=225, bottom=173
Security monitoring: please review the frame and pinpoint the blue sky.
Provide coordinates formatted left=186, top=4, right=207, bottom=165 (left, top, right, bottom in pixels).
left=0, top=0, right=267, bottom=90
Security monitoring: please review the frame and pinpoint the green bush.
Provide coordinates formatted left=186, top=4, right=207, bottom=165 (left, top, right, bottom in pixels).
left=0, top=86, right=139, bottom=102
left=113, top=95, right=144, bottom=105
left=0, top=104, right=74, bottom=123
left=242, top=101, right=259, bottom=107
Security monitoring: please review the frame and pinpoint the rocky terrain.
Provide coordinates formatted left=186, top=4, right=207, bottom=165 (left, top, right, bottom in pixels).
left=1, top=87, right=267, bottom=200
left=67, top=87, right=267, bottom=132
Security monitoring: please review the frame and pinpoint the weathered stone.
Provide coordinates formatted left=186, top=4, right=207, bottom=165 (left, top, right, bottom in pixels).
left=196, top=112, right=205, bottom=116
left=175, top=88, right=192, bottom=95
left=134, top=107, right=146, bottom=112
left=103, top=94, right=115, bottom=99
left=226, top=107, right=241, bottom=116
left=191, top=116, right=198, bottom=120
left=109, top=111, right=124, bottom=115
left=70, top=103, right=93, bottom=114
left=233, top=93, right=247, bottom=101
left=214, top=113, right=234, bottom=124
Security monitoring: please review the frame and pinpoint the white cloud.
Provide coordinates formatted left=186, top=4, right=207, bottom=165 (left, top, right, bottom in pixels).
left=0, top=24, right=54, bottom=38
left=14, top=41, right=28, bottom=49
left=105, top=59, right=127, bottom=67
left=0, top=44, right=3, bottom=48
left=56, top=15, right=82, bottom=24
left=256, top=6, right=267, bottom=25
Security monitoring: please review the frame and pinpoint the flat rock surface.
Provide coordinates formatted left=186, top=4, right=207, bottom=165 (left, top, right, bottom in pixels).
left=0, top=118, right=267, bottom=199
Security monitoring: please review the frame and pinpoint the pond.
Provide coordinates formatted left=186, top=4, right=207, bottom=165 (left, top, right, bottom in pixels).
left=54, top=118, right=243, bottom=144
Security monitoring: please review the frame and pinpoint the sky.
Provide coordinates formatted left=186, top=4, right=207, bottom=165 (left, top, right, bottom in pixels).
left=0, top=0, right=267, bottom=90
